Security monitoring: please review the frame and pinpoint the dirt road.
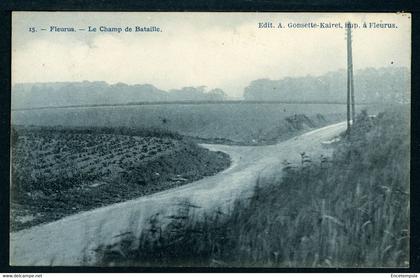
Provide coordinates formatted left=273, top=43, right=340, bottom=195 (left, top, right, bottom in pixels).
left=10, top=122, right=346, bottom=266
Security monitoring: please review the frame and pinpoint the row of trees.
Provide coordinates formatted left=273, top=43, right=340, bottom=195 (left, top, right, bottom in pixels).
left=12, top=82, right=227, bottom=109
left=244, top=67, right=410, bottom=104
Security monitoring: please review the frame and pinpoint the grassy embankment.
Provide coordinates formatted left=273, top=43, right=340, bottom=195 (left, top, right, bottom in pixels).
left=97, top=107, right=410, bottom=268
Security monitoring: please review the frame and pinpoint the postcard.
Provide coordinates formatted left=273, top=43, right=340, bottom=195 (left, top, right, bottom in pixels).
left=10, top=12, right=411, bottom=267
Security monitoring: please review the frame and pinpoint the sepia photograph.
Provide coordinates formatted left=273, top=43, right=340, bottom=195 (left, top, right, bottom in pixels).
left=10, top=12, right=410, bottom=268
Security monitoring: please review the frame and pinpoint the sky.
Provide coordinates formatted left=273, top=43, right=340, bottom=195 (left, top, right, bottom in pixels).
left=12, top=12, right=411, bottom=98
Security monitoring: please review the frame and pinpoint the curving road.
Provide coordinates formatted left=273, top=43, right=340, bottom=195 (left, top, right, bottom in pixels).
left=10, top=122, right=346, bottom=266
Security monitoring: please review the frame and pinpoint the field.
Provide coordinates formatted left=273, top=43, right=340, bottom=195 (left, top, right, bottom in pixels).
left=11, top=102, right=382, bottom=144
left=10, top=127, right=230, bottom=231
left=96, top=106, right=410, bottom=267
left=10, top=102, right=384, bottom=232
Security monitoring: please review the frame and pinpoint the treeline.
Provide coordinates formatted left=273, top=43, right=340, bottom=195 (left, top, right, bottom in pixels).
left=12, top=82, right=227, bottom=109
left=13, top=67, right=408, bottom=109
left=244, top=67, right=410, bottom=104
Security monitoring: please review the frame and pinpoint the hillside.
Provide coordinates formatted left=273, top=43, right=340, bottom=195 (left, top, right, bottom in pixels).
left=244, top=67, right=410, bottom=104
left=10, top=126, right=230, bottom=231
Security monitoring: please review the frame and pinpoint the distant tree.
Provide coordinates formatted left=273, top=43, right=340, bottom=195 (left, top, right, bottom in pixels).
left=207, top=88, right=227, bottom=100
left=159, top=116, right=169, bottom=125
